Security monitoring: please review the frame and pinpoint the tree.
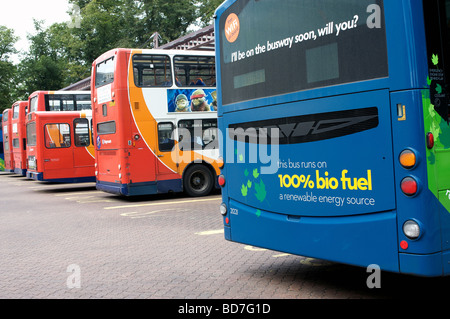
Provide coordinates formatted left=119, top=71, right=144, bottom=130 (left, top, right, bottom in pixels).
left=197, top=0, right=224, bottom=26
left=0, top=26, right=18, bottom=113
left=15, top=20, right=66, bottom=99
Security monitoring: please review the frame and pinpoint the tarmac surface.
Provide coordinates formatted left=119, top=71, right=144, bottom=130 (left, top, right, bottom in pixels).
left=1, top=172, right=450, bottom=302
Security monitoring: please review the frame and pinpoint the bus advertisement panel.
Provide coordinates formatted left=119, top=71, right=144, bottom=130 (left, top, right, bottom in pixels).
left=26, top=111, right=95, bottom=183
left=2, top=109, right=13, bottom=172
left=92, top=48, right=220, bottom=196
left=11, top=101, right=28, bottom=176
left=216, top=0, right=450, bottom=276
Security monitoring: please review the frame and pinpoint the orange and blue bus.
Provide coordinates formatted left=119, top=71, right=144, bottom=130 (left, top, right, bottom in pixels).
left=91, top=48, right=219, bottom=196
left=216, top=0, right=450, bottom=276
left=2, top=108, right=13, bottom=172
left=26, top=110, right=95, bottom=183
left=11, top=101, right=29, bottom=176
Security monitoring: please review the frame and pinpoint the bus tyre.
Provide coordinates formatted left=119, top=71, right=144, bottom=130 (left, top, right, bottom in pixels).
left=183, top=165, right=214, bottom=197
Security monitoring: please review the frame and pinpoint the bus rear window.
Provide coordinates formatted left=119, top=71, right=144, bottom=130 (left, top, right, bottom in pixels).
left=26, top=122, right=36, bottom=146
left=97, top=121, right=116, bottom=135
left=96, top=57, right=115, bottom=87
left=45, top=123, right=71, bottom=148
left=29, top=96, right=38, bottom=113
left=219, top=0, right=388, bottom=105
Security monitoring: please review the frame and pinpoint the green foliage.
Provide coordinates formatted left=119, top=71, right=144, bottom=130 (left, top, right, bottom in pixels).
left=0, top=26, right=18, bottom=112
left=0, top=0, right=219, bottom=112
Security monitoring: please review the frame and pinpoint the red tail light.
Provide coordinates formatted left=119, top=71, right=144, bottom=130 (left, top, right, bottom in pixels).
left=426, top=132, right=434, bottom=149
left=401, top=177, right=418, bottom=196
left=218, top=175, right=226, bottom=187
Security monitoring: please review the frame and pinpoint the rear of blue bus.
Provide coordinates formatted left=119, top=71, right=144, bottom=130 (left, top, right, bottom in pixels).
left=216, top=0, right=450, bottom=276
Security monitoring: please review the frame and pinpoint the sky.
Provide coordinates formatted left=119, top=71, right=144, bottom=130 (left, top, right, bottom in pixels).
left=0, top=0, right=72, bottom=63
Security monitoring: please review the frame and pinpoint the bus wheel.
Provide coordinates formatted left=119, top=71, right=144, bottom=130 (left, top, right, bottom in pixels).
left=183, top=165, right=214, bottom=197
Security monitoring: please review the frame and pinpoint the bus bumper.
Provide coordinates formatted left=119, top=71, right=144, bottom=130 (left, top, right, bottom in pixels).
left=225, top=199, right=400, bottom=273
left=96, top=179, right=183, bottom=196
left=14, top=168, right=27, bottom=176
left=27, top=171, right=95, bottom=183
left=27, top=171, right=43, bottom=181
left=96, top=180, right=158, bottom=196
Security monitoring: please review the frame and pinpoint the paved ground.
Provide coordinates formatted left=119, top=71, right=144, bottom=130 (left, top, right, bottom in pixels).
left=1, top=172, right=450, bottom=303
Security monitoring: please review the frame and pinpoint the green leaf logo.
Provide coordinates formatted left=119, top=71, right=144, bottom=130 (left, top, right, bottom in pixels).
left=254, top=179, right=267, bottom=202
left=432, top=54, right=439, bottom=66
left=241, top=184, right=248, bottom=197
left=256, top=209, right=261, bottom=218
left=252, top=168, right=260, bottom=179
left=436, top=83, right=443, bottom=94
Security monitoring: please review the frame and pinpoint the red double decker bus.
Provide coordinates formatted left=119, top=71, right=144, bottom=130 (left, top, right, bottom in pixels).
left=11, top=101, right=28, bottom=176
left=2, top=108, right=13, bottom=172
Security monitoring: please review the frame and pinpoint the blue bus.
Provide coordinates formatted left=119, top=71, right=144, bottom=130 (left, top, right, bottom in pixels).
left=216, top=0, right=450, bottom=276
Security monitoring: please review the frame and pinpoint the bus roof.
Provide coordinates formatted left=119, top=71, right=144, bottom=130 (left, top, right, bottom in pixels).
left=28, top=90, right=91, bottom=98
left=93, top=47, right=215, bottom=64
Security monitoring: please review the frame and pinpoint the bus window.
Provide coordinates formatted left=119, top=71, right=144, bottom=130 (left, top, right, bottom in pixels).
left=45, top=123, right=71, bottom=148
left=95, top=56, right=115, bottom=87
left=4, top=135, right=9, bottom=151
left=74, top=118, right=90, bottom=147
left=12, top=138, right=19, bottom=149
left=133, top=54, right=172, bottom=87
left=26, top=122, right=36, bottom=146
left=29, top=96, right=38, bottom=113
left=76, top=94, right=92, bottom=111
left=174, top=55, right=216, bottom=87
left=46, top=95, right=75, bottom=111
left=178, top=119, right=218, bottom=150
left=158, top=122, right=175, bottom=152
left=12, top=104, right=19, bottom=119
left=97, top=121, right=116, bottom=135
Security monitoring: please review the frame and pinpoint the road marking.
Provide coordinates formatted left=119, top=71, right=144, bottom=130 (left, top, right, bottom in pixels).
left=195, top=229, right=224, bottom=236
left=244, top=245, right=268, bottom=252
left=104, top=196, right=221, bottom=210
left=120, top=209, right=190, bottom=219
left=272, top=253, right=291, bottom=258
left=55, top=191, right=103, bottom=197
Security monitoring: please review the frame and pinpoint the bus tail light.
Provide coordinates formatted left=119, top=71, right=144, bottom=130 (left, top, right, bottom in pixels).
left=426, top=132, right=434, bottom=149
left=400, top=177, right=418, bottom=196
left=399, top=149, right=416, bottom=169
left=218, top=175, right=226, bottom=187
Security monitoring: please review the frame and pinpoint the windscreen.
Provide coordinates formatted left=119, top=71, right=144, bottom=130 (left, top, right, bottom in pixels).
left=219, top=0, right=388, bottom=105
